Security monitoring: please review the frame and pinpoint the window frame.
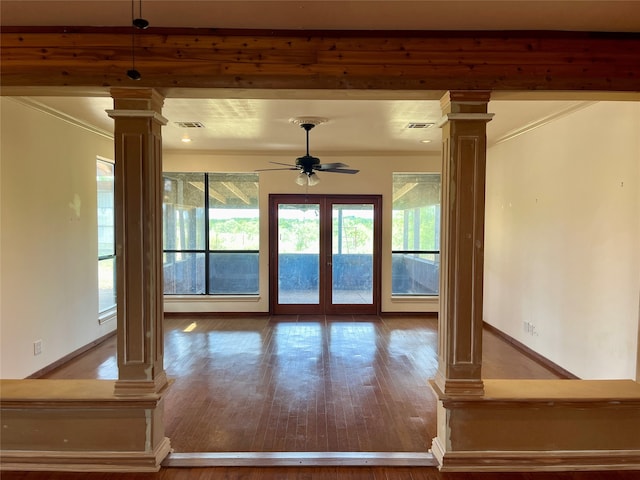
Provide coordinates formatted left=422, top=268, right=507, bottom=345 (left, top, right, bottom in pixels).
left=391, top=172, right=441, bottom=297
left=163, top=172, right=260, bottom=296
left=96, top=156, right=117, bottom=322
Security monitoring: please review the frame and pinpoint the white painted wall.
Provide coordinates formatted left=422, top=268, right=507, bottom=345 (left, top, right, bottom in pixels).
left=0, top=97, right=116, bottom=378
left=484, top=101, right=640, bottom=379
left=163, top=151, right=441, bottom=314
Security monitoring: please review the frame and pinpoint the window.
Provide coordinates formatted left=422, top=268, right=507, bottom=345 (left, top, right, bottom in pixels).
left=163, top=172, right=259, bottom=295
left=392, top=173, right=441, bottom=295
left=97, top=158, right=116, bottom=316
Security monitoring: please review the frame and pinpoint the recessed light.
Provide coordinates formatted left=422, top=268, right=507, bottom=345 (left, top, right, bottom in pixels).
left=181, top=137, right=192, bottom=143
left=420, top=139, right=432, bottom=144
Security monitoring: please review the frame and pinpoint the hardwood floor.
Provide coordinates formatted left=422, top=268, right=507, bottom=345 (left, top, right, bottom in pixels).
left=12, top=315, right=637, bottom=479
left=3, top=466, right=640, bottom=479
left=41, top=315, right=561, bottom=453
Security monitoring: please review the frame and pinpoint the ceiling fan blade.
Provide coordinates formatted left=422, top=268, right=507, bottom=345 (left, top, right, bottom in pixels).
left=270, top=161, right=298, bottom=167
left=255, top=167, right=299, bottom=171
left=256, top=160, right=301, bottom=172
left=321, top=168, right=360, bottom=174
left=315, top=162, right=348, bottom=171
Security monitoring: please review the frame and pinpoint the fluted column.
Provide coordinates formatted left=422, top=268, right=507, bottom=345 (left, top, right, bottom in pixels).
left=108, top=88, right=168, bottom=395
left=433, top=91, right=493, bottom=396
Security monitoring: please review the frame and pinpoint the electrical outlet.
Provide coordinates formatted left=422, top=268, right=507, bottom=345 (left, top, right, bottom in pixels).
left=523, top=322, right=539, bottom=337
left=33, top=340, right=43, bottom=356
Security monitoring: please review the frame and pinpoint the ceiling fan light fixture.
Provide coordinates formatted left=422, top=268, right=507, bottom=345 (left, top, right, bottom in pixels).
left=257, top=117, right=357, bottom=182
left=295, top=172, right=307, bottom=186
left=307, top=172, right=320, bottom=186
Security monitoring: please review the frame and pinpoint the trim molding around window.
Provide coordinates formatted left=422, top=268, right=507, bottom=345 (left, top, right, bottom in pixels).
left=163, top=172, right=260, bottom=296
left=391, top=173, right=441, bottom=297
left=98, top=306, right=117, bottom=325
left=97, top=157, right=117, bottom=322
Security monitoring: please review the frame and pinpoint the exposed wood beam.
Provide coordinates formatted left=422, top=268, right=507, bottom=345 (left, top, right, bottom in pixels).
left=221, top=182, right=250, bottom=205
left=189, top=180, right=227, bottom=204
left=393, top=182, right=418, bottom=203
left=1, top=28, right=639, bottom=92
left=208, top=187, right=227, bottom=205
left=188, top=181, right=205, bottom=192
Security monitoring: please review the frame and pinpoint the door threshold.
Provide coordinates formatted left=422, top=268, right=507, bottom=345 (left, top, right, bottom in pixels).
left=163, top=451, right=438, bottom=467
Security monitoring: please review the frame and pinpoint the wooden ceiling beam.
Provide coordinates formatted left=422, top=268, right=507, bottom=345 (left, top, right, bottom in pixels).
left=393, top=183, right=419, bottom=204
left=1, top=28, right=639, bottom=92
left=221, top=182, right=250, bottom=205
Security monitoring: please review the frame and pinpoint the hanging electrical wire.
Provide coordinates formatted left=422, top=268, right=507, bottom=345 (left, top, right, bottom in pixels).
left=132, top=0, right=149, bottom=29
left=126, top=0, right=148, bottom=80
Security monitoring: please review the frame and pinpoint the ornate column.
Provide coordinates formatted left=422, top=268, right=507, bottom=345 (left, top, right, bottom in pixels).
left=0, top=88, right=173, bottom=472
left=108, top=88, right=168, bottom=395
left=433, top=91, right=493, bottom=396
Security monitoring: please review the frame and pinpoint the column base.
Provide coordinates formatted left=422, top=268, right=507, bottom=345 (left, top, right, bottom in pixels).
left=430, top=379, right=640, bottom=472
left=114, top=371, right=169, bottom=396
left=431, top=441, right=640, bottom=472
left=432, top=372, right=485, bottom=397
left=1, top=379, right=172, bottom=472
left=1, top=438, right=172, bottom=472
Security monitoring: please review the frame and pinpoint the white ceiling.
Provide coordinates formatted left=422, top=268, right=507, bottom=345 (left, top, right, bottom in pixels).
left=23, top=96, right=599, bottom=154
left=4, top=0, right=639, bottom=155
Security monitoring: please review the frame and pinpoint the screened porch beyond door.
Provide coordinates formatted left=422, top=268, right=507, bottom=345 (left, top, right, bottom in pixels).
left=270, top=195, right=382, bottom=315
left=277, top=252, right=373, bottom=305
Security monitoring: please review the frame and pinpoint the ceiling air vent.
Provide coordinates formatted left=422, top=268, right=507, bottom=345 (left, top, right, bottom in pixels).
left=406, top=122, right=434, bottom=129
left=175, top=121, right=205, bottom=128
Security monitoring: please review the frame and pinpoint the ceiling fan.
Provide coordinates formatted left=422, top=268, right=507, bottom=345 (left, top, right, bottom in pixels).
left=256, top=117, right=359, bottom=186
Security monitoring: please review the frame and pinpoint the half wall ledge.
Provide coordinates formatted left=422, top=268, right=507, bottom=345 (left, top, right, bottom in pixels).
left=430, top=379, right=640, bottom=472
left=0, top=379, right=171, bottom=472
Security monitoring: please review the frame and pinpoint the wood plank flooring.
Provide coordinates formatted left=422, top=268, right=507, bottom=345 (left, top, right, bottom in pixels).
left=3, top=465, right=640, bottom=479
left=41, top=315, right=561, bottom=454
left=12, top=315, right=639, bottom=478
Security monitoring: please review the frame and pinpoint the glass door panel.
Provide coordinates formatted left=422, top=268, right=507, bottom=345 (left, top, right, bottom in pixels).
left=331, top=204, right=374, bottom=305
left=277, top=204, right=320, bottom=305
left=271, top=195, right=380, bottom=315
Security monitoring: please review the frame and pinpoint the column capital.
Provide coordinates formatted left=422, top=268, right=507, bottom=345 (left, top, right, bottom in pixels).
left=106, top=109, right=168, bottom=125
left=440, top=90, right=491, bottom=114
left=110, top=87, right=165, bottom=113
left=437, top=112, right=494, bottom=128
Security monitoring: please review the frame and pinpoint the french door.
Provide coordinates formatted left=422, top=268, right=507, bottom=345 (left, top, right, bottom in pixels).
left=269, top=194, right=381, bottom=315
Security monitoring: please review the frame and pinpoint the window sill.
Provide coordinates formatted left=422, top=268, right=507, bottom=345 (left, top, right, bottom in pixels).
left=391, top=295, right=438, bottom=303
left=164, top=295, right=262, bottom=303
left=98, top=307, right=116, bottom=325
